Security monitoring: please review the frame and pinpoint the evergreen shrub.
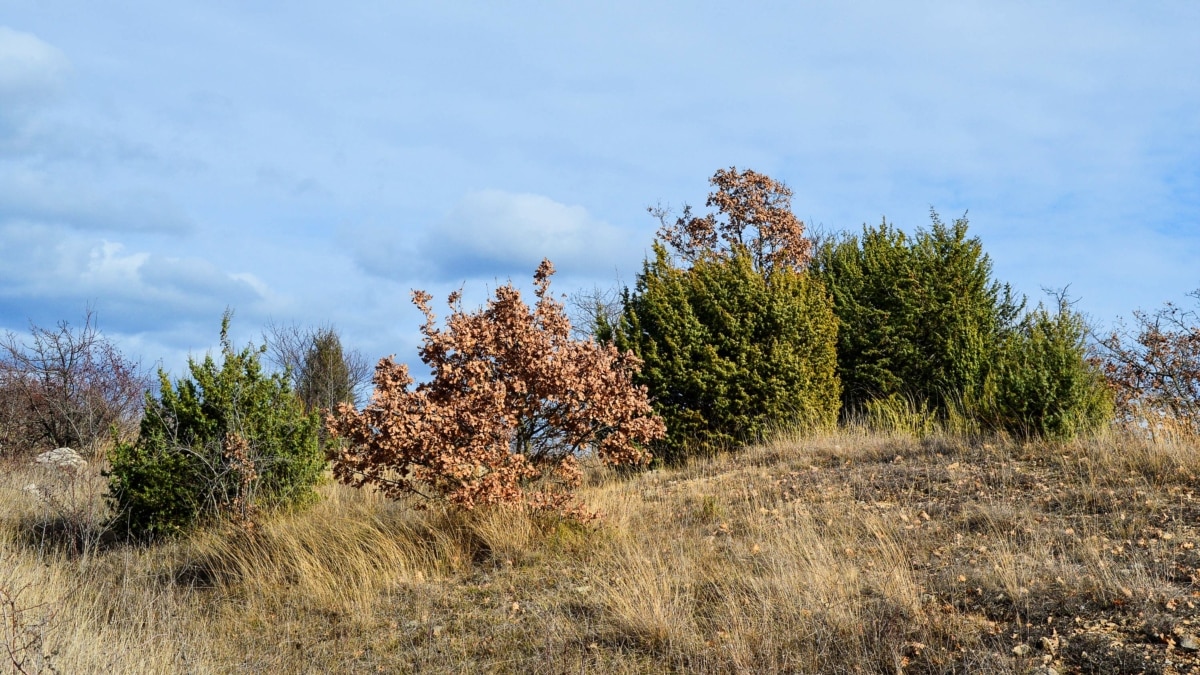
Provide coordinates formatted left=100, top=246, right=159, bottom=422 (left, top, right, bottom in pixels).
left=607, top=168, right=840, bottom=463
left=812, top=211, right=1022, bottom=416
left=815, top=211, right=1111, bottom=439
left=984, top=298, right=1113, bottom=439
left=107, top=313, right=324, bottom=538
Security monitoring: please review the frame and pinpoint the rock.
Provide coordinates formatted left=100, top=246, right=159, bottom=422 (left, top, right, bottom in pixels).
left=1028, top=667, right=1058, bottom=675
left=34, top=447, right=87, bottom=472
left=1012, top=643, right=1031, bottom=656
left=1178, top=634, right=1199, bottom=652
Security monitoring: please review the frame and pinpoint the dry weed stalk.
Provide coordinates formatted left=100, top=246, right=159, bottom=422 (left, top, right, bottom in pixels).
left=0, top=562, right=59, bottom=674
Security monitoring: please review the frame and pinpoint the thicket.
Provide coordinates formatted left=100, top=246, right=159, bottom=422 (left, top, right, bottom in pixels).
left=0, top=312, right=146, bottom=459
left=328, top=260, right=664, bottom=516
left=812, top=212, right=1021, bottom=415
left=605, top=168, right=840, bottom=463
left=812, top=212, right=1110, bottom=438
left=106, top=313, right=324, bottom=538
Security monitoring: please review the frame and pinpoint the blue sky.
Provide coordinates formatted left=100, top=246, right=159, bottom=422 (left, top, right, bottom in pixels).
left=1, top=2, right=1197, bottom=376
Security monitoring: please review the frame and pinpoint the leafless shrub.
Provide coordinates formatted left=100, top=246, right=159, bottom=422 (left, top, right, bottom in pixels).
left=20, top=447, right=111, bottom=555
left=567, top=283, right=624, bottom=341
left=1094, top=290, right=1200, bottom=435
left=0, top=569, right=59, bottom=674
left=263, top=321, right=371, bottom=410
left=0, top=311, right=146, bottom=460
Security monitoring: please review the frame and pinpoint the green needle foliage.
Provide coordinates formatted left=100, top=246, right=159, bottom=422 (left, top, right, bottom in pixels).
left=107, top=312, right=324, bottom=538
left=812, top=211, right=1023, bottom=416
left=814, top=211, right=1110, bottom=439
left=983, top=297, right=1113, bottom=439
left=610, top=244, right=838, bottom=462
left=605, top=169, right=839, bottom=463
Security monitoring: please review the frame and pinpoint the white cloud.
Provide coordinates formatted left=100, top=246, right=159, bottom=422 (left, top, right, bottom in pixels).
left=356, top=189, right=644, bottom=283
left=0, top=223, right=268, bottom=338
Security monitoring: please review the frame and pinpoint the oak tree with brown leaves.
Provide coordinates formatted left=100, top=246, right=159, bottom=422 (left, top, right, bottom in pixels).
left=327, top=260, right=664, bottom=516
left=653, top=167, right=812, bottom=273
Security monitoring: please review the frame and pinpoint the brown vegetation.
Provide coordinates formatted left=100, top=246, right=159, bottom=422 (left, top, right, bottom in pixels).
left=0, top=312, right=146, bottom=460
left=3, top=424, right=1199, bottom=673
left=653, top=167, right=812, bottom=273
left=328, top=260, right=664, bottom=515
left=1097, top=291, right=1200, bottom=437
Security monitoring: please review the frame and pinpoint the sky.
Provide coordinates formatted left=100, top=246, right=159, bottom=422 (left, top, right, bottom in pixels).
left=1, top=2, right=1198, bottom=378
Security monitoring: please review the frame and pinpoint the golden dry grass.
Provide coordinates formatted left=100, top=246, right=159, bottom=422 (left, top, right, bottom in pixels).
left=3, top=428, right=1199, bottom=673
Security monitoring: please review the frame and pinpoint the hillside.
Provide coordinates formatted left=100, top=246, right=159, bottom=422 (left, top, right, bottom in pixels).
left=3, top=429, right=1199, bottom=673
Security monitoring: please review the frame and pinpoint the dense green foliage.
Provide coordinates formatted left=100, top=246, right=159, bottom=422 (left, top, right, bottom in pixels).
left=107, top=314, right=324, bottom=538
left=812, top=212, right=1022, bottom=415
left=607, top=243, right=839, bottom=463
left=814, top=210, right=1111, bottom=439
left=983, top=299, right=1113, bottom=439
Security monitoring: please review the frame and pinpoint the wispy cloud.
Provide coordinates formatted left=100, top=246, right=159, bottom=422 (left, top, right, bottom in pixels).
left=354, top=190, right=645, bottom=284
left=0, top=223, right=266, bottom=337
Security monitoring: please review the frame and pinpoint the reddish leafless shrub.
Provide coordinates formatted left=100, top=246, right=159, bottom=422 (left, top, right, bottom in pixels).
left=1094, top=290, right=1200, bottom=435
left=0, top=311, right=147, bottom=459
left=327, top=259, right=665, bottom=516
left=653, top=166, right=812, bottom=272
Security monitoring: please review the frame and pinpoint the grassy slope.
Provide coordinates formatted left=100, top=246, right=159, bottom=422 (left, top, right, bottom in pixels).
left=3, top=429, right=1199, bottom=674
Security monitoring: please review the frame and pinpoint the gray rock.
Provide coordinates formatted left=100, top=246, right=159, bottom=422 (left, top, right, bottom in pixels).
left=1178, top=634, right=1199, bottom=652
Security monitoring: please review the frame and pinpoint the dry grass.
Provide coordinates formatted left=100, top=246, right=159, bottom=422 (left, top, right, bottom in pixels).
left=2, top=427, right=1199, bottom=673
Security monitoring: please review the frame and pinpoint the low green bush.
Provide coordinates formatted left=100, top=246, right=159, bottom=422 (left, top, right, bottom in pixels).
left=106, top=313, right=324, bottom=538
left=983, top=298, right=1113, bottom=439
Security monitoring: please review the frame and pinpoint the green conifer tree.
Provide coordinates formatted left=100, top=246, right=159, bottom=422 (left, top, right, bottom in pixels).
left=812, top=211, right=1022, bottom=415
left=607, top=169, right=839, bottom=463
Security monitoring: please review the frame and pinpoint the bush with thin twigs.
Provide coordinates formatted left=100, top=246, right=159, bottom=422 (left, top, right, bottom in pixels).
left=20, top=448, right=111, bottom=556
left=0, top=570, right=58, bottom=674
left=0, top=311, right=147, bottom=460
left=1095, top=289, right=1200, bottom=436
